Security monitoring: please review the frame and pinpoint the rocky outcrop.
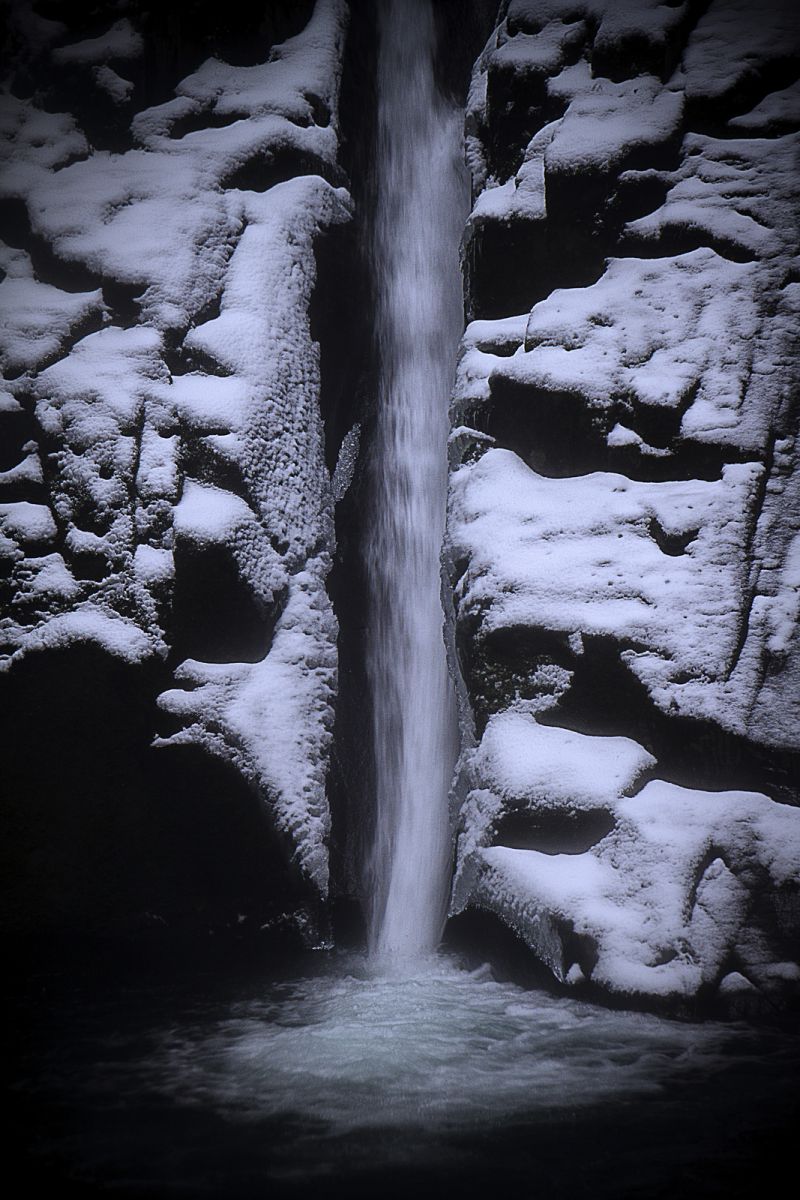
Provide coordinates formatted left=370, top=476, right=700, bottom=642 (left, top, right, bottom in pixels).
left=1, top=0, right=354, bottom=941
left=447, top=0, right=800, bottom=1012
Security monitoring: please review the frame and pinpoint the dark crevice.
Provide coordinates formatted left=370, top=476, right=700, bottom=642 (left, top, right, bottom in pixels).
left=0, top=405, right=38, bottom=471
left=323, top=0, right=380, bottom=906
left=494, top=807, right=616, bottom=855
left=169, top=542, right=286, bottom=665
left=725, top=424, right=780, bottom=686
left=167, top=107, right=251, bottom=139
left=539, top=634, right=800, bottom=806
left=481, top=376, right=609, bottom=476
left=472, top=369, right=746, bottom=482
left=70, top=549, right=112, bottom=582
left=221, top=146, right=344, bottom=193
left=167, top=344, right=232, bottom=379
left=310, top=220, right=363, bottom=476
left=0, top=643, right=311, bottom=940
left=685, top=57, right=800, bottom=138
left=179, top=436, right=248, bottom=498
left=609, top=170, right=672, bottom=225
left=456, top=621, right=575, bottom=734
left=0, top=476, right=46, bottom=504
left=621, top=226, right=759, bottom=265
left=102, top=279, right=146, bottom=326
left=648, top=517, right=698, bottom=557
left=39, top=72, right=137, bottom=155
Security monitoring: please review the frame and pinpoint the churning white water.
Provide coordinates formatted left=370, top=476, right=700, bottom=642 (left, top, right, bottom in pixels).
left=15, top=953, right=800, bottom=1196
left=365, top=0, right=467, bottom=959
left=148, top=957, right=741, bottom=1134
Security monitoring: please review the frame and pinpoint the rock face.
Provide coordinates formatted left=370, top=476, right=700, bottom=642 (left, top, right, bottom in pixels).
left=447, top=0, right=800, bottom=1011
left=1, top=0, right=353, bottom=941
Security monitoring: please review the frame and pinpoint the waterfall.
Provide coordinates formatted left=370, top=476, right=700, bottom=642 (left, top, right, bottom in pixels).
left=365, top=0, right=467, bottom=961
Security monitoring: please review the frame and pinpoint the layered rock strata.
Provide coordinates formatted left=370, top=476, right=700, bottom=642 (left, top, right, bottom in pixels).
left=447, top=0, right=800, bottom=1011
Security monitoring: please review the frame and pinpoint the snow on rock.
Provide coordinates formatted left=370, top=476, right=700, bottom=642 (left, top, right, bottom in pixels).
left=469, top=710, right=656, bottom=813
left=728, top=82, right=800, bottom=135
left=681, top=0, right=800, bottom=113
left=0, top=500, right=57, bottom=546
left=474, top=776, right=800, bottom=1001
left=0, top=269, right=105, bottom=376
left=1, top=0, right=352, bottom=902
left=627, top=131, right=798, bottom=263
left=171, top=0, right=346, bottom=133
left=451, top=709, right=655, bottom=909
left=477, top=248, right=775, bottom=455
left=450, top=0, right=800, bottom=1008
left=52, top=19, right=144, bottom=66
left=157, top=557, right=337, bottom=893
left=449, top=448, right=779, bottom=737
left=92, top=66, right=135, bottom=105
left=545, top=74, right=683, bottom=177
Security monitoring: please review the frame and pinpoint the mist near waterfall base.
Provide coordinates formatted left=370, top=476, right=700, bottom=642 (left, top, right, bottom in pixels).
left=9, top=949, right=799, bottom=1200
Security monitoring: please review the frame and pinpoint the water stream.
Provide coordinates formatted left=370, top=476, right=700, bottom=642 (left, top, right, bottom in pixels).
left=365, top=0, right=467, bottom=960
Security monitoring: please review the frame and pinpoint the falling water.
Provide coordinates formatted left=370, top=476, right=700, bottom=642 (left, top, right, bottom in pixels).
left=365, top=0, right=467, bottom=961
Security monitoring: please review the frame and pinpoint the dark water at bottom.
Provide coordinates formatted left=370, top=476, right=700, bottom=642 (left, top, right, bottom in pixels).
left=8, top=950, right=799, bottom=1199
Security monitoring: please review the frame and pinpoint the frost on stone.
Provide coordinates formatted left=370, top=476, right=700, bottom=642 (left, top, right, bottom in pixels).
left=449, top=0, right=800, bottom=1008
left=1, top=0, right=352, bottom=900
